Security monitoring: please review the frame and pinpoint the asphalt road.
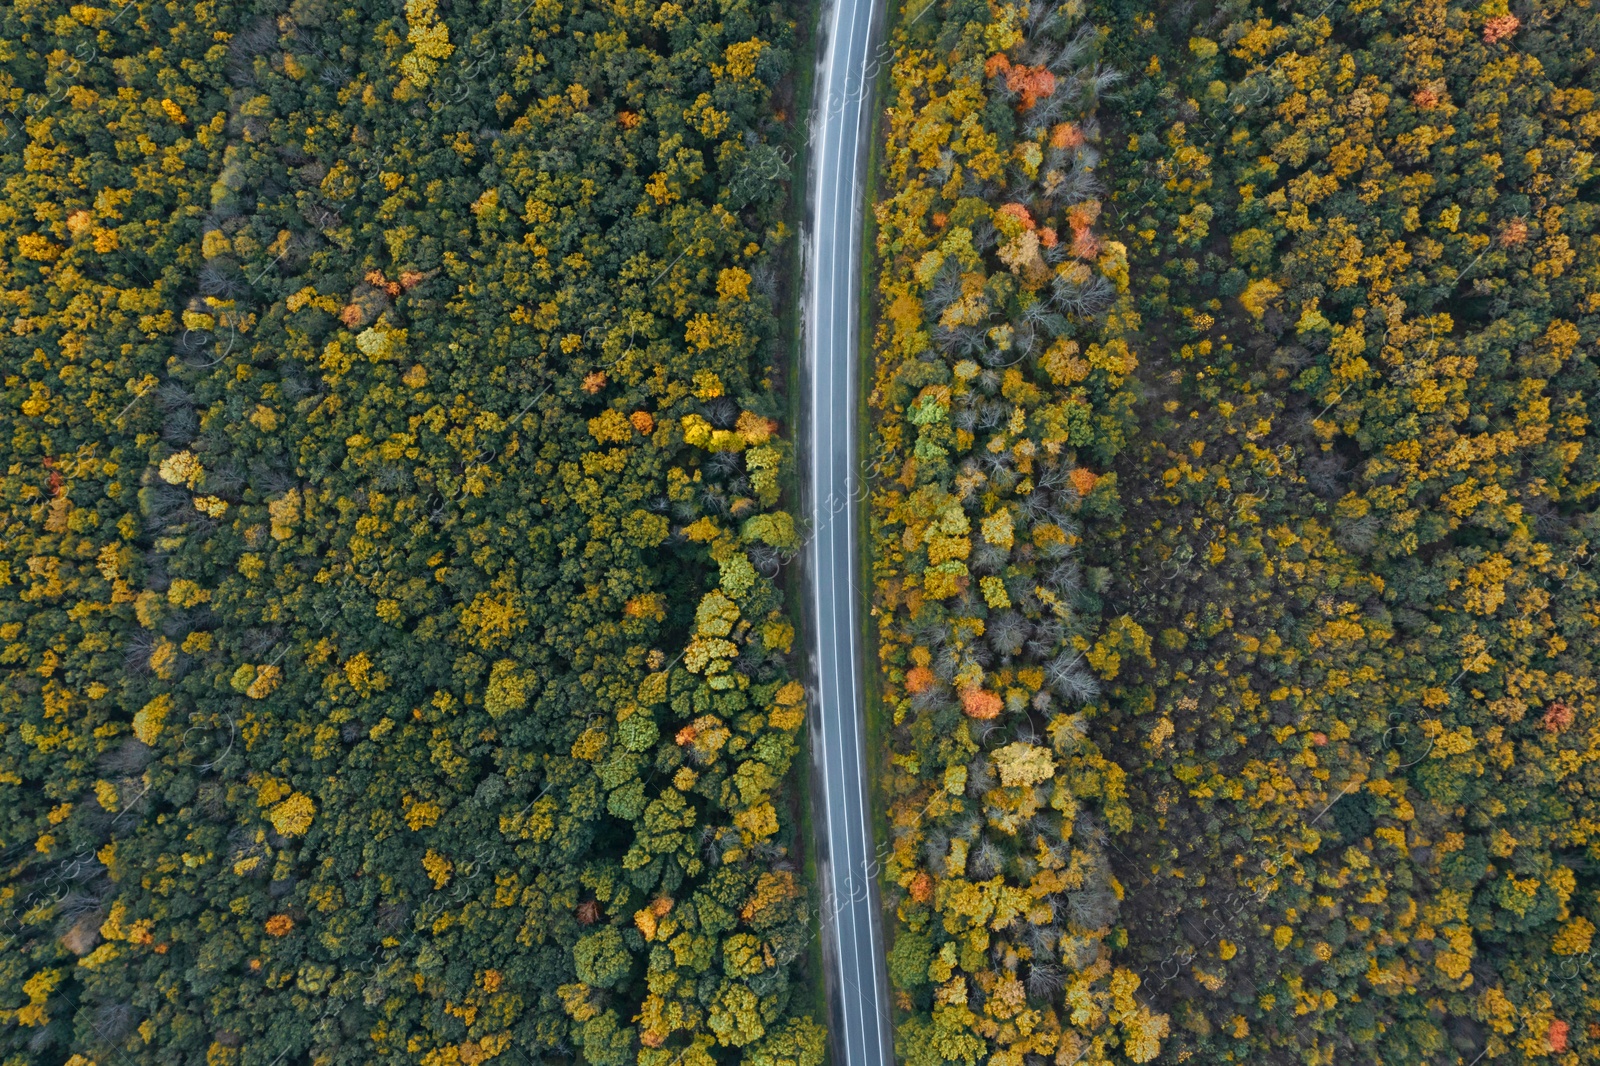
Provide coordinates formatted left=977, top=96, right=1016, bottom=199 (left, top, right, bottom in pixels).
left=802, top=0, right=893, bottom=1063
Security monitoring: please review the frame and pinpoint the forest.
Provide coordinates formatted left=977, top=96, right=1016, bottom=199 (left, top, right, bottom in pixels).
left=6, top=0, right=1600, bottom=1062
left=0, top=0, right=824, bottom=1064
left=865, top=2, right=1167, bottom=1063
left=867, top=0, right=1600, bottom=1063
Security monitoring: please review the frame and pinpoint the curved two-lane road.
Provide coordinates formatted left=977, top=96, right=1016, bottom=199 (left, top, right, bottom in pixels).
left=802, top=0, right=892, bottom=1064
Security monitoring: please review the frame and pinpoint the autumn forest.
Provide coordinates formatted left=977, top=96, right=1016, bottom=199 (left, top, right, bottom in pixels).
left=2, top=0, right=1598, bottom=1064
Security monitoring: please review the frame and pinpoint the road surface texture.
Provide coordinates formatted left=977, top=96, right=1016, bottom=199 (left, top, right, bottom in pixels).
left=802, top=0, right=892, bottom=1064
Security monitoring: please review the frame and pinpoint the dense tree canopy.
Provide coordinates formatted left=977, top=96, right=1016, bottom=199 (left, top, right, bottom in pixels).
left=866, top=2, right=1167, bottom=1062
left=10, top=0, right=1600, bottom=1061
left=869, top=0, right=1600, bottom=1063
left=1085, top=0, right=1600, bottom=1059
left=0, top=1, right=823, bottom=1064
